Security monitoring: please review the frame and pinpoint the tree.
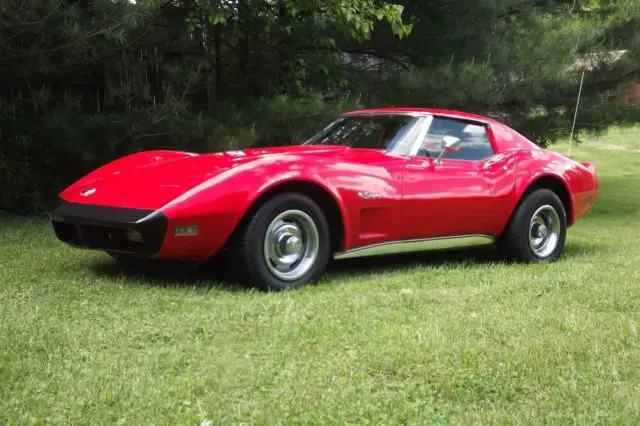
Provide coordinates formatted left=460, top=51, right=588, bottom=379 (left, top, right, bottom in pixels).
left=2, top=0, right=640, bottom=212
left=181, top=0, right=412, bottom=101
left=348, top=0, right=640, bottom=145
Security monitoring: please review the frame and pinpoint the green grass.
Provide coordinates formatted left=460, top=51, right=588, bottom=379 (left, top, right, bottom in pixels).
left=2, top=127, right=640, bottom=425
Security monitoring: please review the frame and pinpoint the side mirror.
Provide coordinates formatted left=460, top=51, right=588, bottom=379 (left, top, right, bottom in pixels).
left=435, top=136, right=462, bottom=164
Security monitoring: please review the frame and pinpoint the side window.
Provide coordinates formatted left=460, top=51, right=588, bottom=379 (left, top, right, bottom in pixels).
left=417, top=117, right=494, bottom=160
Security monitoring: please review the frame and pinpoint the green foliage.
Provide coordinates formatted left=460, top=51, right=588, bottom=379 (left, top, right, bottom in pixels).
left=352, top=0, right=640, bottom=145
left=186, top=0, right=412, bottom=40
left=0, top=0, right=155, bottom=76
left=1, top=0, right=640, bottom=212
left=324, top=1, right=413, bottom=40
left=0, top=94, right=359, bottom=212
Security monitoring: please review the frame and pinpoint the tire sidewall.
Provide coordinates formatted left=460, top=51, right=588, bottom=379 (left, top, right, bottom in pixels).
left=512, top=189, right=567, bottom=262
left=245, top=193, right=331, bottom=291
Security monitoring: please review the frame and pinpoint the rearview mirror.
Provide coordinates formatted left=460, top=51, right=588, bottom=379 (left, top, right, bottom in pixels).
left=435, top=136, right=462, bottom=164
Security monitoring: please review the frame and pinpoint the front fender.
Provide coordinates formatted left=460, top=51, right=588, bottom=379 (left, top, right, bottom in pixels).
left=249, top=172, right=351, bottom=245
left=158, top=156, right=350, bottom=260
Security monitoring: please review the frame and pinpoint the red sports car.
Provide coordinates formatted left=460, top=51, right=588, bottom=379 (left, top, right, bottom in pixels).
left=50, top=108, right=599, bottom=290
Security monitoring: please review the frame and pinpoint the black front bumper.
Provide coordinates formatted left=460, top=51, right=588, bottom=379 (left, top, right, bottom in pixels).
left=49, top=202, right=168, bottom=256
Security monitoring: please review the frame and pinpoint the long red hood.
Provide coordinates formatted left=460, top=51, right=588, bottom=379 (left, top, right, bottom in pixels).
left=60, top=145, right=370, bottom=209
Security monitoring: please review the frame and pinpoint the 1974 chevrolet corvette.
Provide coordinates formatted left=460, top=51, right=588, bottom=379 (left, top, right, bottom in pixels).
left=50, top=108, right=599, bottom=290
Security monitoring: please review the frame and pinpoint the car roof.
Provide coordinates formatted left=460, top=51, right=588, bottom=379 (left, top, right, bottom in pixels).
left=342, top=107, right=504, bottom=126
left=342, top=107, right=543, bottom=151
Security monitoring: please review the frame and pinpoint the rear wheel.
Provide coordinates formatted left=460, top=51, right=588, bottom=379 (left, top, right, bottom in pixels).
left=499, top=189, right=567, bottom=263
left=230, top=193, right=331, bottom=291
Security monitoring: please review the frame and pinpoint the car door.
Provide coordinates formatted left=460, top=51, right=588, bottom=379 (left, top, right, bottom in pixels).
left=401, top=116, right=516, bottom=240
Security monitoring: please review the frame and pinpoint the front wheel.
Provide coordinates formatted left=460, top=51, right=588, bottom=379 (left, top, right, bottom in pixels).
left=499, top=189, right=567, bottom=263
left=230, top=193, right=331, bottom=291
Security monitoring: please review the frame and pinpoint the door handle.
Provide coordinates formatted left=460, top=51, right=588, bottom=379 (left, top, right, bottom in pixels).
left=407, top=160, right=432, bottom=169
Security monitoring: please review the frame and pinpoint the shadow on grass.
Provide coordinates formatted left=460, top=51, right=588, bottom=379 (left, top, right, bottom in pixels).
left=87, top=239, right=601, bottom=291
left=563, top=239, right=602, bottom=257
left=88, top=248, right=503, bottom=290
left=325, top=247, right=500, bottom=277
left=88, top=253, right=248, bottom=291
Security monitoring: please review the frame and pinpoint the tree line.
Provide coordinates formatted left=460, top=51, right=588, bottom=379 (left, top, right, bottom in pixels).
left=1, top=0, right=639, bottom=212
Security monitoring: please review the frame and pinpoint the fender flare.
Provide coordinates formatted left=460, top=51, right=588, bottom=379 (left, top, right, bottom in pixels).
left=238, top=175, right=352, bottom=251
left=514, top=171, right=575, bottom=226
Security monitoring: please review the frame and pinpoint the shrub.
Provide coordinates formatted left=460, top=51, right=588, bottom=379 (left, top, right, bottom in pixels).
left=0, top=95, right=360, bottom=213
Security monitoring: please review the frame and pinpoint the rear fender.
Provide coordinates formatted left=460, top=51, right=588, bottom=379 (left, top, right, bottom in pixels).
left=518, top=172, right=574, bottom=224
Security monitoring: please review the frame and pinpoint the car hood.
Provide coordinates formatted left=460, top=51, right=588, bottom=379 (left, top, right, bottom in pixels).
left=60, top=145, right=384, bottom=209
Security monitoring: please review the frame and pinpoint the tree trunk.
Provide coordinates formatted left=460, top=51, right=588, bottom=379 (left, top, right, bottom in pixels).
left=276, top=3, right=291, bottom=93
left=214, top=23, right=222, bottom=100
left=237, top=0, right=249, bottom=80
left=206, top=23, right=222, bottom=110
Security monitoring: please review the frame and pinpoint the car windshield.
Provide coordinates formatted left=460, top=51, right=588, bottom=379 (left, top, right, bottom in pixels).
left=304, top=115, right=422, bottom=155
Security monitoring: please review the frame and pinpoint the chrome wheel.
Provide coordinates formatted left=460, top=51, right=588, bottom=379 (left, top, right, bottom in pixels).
left=263, top=210, right=320, bottom=281
left=529, top=205, right=561, bottom=258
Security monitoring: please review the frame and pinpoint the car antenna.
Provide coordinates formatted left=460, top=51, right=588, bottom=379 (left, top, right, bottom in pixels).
left=568, top=70, right=585, bottom=158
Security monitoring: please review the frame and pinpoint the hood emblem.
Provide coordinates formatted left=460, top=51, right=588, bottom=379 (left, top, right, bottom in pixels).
left=80, top=188, right=96, bottom=196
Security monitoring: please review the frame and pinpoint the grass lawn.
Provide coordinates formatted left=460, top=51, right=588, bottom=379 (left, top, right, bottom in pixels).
left=2, top=127, right=640, bottom=425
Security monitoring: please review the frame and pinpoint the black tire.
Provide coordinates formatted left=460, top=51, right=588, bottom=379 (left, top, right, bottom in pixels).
left=229, top=193, right=331, bottom=291
left=498, top=189, right=567, bottom=263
